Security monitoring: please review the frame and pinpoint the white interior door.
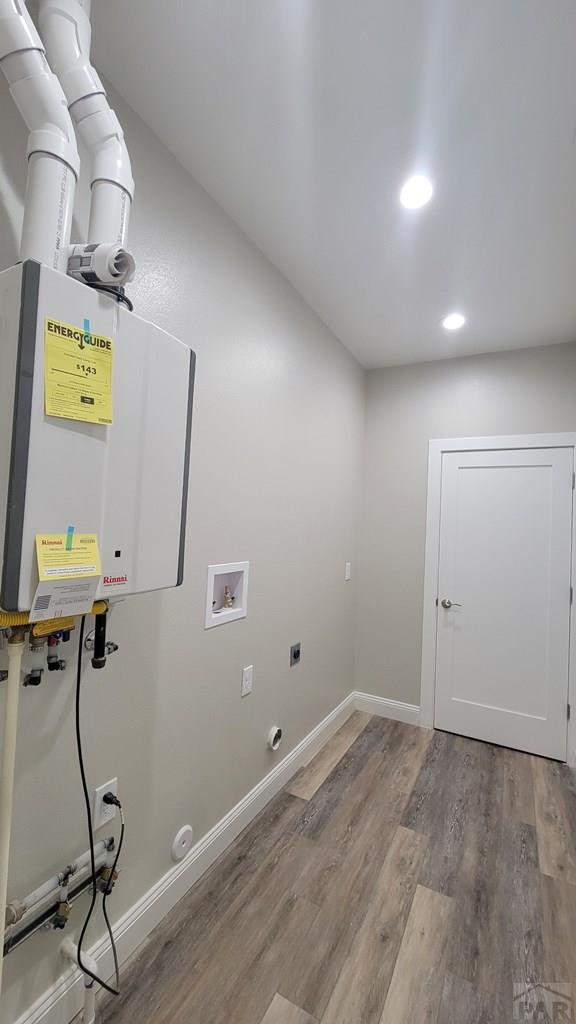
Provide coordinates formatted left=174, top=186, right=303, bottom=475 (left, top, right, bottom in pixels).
left=434, top=446, right=573, bottom=759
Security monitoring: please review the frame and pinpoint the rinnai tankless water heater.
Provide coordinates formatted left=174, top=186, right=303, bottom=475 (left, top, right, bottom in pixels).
left=0, top=260, right=195, bottom=612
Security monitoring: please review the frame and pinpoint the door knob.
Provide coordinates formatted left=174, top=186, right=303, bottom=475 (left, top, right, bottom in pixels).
left=441, top=598, right=462, bottom=609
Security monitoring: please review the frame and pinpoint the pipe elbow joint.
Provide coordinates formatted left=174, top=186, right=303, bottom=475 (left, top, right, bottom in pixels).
left=9, top=69, right=80, bottom=177
left=38, top=0, right=104, bottom=105
left=83, top=109, right=134, bottom=199
left=37, top=0, right=134, bottom=251
left=0, top=1, right=43, bottom=60
left=27, top=125, right=80, bottom=178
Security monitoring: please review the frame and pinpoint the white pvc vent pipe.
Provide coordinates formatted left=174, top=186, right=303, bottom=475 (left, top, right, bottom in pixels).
left=61, top=939, right=97, bottom=1024
left=0, top=635, right=25, bottom=1002
left=38, top=0, right=135, bottom=249
left=0, top=0, right=80, bottom=270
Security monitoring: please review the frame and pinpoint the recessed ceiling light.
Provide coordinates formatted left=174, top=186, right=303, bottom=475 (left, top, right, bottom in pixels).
left=399, top=175, right=434, bottom=209
left=442, top=312, right=466, bottom=331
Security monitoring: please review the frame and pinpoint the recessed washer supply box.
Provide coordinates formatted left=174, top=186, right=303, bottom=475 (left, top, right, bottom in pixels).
left=0, top=260, right=195, bottom=611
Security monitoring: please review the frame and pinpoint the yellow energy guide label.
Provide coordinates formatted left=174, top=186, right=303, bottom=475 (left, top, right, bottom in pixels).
left=44, top=317, right=114, bottom=425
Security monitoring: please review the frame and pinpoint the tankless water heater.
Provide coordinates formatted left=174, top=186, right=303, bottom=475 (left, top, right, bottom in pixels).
left=0, top=260, right=195, bottom=612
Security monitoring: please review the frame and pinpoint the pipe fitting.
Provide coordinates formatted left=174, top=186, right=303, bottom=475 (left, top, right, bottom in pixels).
left=39, top=0, right=135, bottom=251
left=0, top=1, right=79, bottom=268
left=0, top=602, right=108, bottom=630
left=61, top=937, right=98, bottom=979
left=0, top=631, right=25, bottom=997
left=8, top=628, right=28, bottom=647
left=74, top=104, right=134, bottom=199
left=38, top=0, right=101, bottom=104
left=4, top=899, right=24, bottom=927
left=4, top=57, right=80, bottom=176
left=61, top=938, right=97, bottom=1024
left=0, top=0, right=43, bottom=60
left=68, top=242, right=135, bottom=286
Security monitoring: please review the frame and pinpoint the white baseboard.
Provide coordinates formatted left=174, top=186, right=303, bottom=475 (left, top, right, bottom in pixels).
left=14, top=689, right=422, bottom=1024
left=353, top=691, right=421, bottom=726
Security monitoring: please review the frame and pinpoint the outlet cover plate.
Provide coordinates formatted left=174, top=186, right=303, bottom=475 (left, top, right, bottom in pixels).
left=290, top=642, right=301, bottom=667
left=241, top=665, right=253, bottom=697
left=93, top=778, right=118, bottom=831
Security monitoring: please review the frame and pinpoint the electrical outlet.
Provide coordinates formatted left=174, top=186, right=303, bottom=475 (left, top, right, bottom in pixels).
left=93, top=778, right=118, bottom=831
left=345, top=561, right=352, bottom=581
left=241, top=665, right=253, bottom=697
left=290, top=642, right=301, bottom=667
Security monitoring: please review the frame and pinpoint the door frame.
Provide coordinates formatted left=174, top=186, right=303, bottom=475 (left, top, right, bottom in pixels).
left=420, top=433, right=576, bottom=765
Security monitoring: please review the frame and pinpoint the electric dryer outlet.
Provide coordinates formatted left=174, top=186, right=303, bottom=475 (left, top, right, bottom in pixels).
left=93, top=778, right=118, bottom=831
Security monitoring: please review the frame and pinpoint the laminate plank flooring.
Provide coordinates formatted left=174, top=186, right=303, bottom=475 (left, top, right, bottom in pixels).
left=502, top=747, right=536, bottom=826
left=100, top=717, right=576, bottom=1024
left=288, top=712, right=371, bottom=800
left=259, top=994, right=318, bottom=1024
left=540, top=872, right=576, bottom=983
left=532, top=755, right=576, bottom=885
left=379, top=883, right=454, bottom=1024
left=321, top=826, right=428, bottom=1024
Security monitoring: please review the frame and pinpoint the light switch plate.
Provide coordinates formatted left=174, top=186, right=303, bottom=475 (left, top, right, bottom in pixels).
left=345, top=561, right=352, bottom=581
left=241, top=665, right=253, bottom=697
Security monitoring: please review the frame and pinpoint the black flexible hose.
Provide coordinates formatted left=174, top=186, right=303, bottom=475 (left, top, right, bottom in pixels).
left=102, top=810, right=125, bottom=990
left=74, top=615, right=120, bottom=997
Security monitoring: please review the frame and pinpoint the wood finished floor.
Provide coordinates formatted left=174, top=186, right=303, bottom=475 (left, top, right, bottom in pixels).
left=100, top=714, right=576, bottom=1024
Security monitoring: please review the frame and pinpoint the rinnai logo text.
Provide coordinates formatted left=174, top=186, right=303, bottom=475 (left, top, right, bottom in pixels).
left=103, top=575, right=128, bottom=586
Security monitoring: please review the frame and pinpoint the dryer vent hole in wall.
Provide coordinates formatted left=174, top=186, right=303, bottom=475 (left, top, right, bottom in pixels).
left=290, top=642, right=301, bottom=666
left=267, top=727, right=283, bottom=751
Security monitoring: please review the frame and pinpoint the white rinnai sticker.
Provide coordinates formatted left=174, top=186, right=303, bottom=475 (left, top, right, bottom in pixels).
left=29, top=577, right=99, bottom=623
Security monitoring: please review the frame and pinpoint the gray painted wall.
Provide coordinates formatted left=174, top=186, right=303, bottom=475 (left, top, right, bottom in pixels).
left=0, top=80, right=364, bottom=1021
left=355, top=341, right=576, bottom=707
left=2, top=43, right=576, bottom=1024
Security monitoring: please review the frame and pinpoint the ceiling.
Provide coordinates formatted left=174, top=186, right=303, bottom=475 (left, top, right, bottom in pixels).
left=92, top=0, right=576, bottom=368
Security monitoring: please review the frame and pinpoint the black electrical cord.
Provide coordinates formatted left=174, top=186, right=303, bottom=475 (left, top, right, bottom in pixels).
left=101, top=801, right=125, bottom=990
left=74, top=614, right=120, bottom=997
left=85, top=282, right=134, bottom=311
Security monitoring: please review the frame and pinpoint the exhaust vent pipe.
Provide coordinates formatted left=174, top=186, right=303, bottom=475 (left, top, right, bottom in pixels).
left=0, top=0, right=79, bottom=270
left=68, top=243, right=135, bottom=286
left=38, top=0, right=135, bottom=256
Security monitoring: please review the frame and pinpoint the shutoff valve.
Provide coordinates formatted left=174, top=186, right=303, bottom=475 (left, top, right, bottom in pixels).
left=52, top=901, right=71, bottom=930
left=47, top=635, right=66, bottom=672
left=24, top=636, right=46, bottom=686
